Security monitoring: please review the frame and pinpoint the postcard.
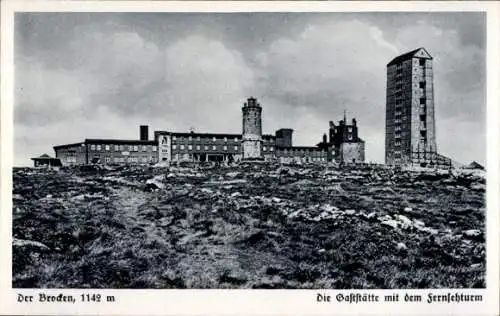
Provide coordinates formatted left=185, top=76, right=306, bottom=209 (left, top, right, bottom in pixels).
left=1, top=1, right=498, bottom=315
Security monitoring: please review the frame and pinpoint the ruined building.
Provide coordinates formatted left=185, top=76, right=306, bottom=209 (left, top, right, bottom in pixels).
left=53, top=97, right=366, bottom=165
left=317, top=114, right=365, bottom=164
left=385, top=47, right=451, bottom=167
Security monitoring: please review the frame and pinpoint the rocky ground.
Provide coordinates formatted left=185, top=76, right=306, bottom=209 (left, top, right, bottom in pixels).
left=12, top=162, right=486, bottom=288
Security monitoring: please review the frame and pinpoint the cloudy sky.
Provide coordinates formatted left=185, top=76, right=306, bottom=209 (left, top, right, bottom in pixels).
left=14, top=12, right=486, bottom=166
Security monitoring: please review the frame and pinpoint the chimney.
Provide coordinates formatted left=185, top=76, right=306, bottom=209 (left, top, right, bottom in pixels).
left=140, top=125, right=149, bottom=141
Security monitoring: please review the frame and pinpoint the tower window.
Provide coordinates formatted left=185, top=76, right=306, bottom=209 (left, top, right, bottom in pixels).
left=419, top=59, right=426, bottom=66
left=420, top=98, right=426, bottom=105
left=419, top=82, right=425, bottom=89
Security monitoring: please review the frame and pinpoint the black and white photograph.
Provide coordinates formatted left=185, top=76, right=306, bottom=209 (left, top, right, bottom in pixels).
left=4, top=2, right=496, bottom=307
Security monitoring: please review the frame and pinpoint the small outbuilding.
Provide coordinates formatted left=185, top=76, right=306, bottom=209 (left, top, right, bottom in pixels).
left=466, top=161, right=485, bottom=170
left=31, top=154, right=62, bottom=168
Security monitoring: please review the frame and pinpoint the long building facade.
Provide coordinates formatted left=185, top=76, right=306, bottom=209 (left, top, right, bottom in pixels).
left=385, top=47, right=450, bottom=167
left=53, top=97, right=365, bottom=166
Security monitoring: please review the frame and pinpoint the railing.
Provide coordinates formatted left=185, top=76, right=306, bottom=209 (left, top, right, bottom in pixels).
left=410, top=150, right=452, bottom=169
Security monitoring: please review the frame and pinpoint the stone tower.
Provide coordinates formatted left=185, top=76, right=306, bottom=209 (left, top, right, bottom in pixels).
left=242, top=97, right=263, bottom=160
left=385, top=47, right=437, bottom=165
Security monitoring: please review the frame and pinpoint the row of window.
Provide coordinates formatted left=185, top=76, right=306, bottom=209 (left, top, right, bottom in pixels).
left=171, top=145, right=283, bottom=152
left=171, top=135, right=275, bottom=143
left=172, top=144, right=242, bottom=151
left=89, top=144, right=158, bottom=152
left=280, top=157, right=327, bottom=162
left=172, top=136, right=240, bottom=142
left=278, top=149, right=326, bottom=155
left=332, top=127, right=353, bottom=134
left=102, top=156, right=157, bottom=163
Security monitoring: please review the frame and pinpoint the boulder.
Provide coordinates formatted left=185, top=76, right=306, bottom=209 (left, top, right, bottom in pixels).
left=13, top=238, right=50, bottom=251
left=145, top=177, right=165, bottom=190
left=231, top=192, right=242, bottom=198
left=396, top=215, right=412, bottom=228
left=463, top=229, right=482, bottom=238
left=396, top=242, right=408, bottom=251
left=381, top=220, right=399, bottom=229
left=271, top=197, right=282, bottom=203
left=226, top=172, right=240, bottom=178
left=320, top=204, right=337, bottom=212
left=345, top=209, right=355, bottom=216
left=378, top=214, right=392, bottom=222
left=413, top=219, right=425, bottom=227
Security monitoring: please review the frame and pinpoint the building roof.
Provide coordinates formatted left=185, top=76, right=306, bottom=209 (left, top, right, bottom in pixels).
left=387, top=47, right=432, bottom=66
left=467, top=161, right=485, bottom=170
left=155, top=131, right=277, bottom=139
left=54, top=139, right=157, bottom=150
left=53, top=142, right=85, bottom=150
left=156, top=131, right=243, bottom=138
left=31, top=154, right=59, bottom=161
left=262, top=134, right=276, bottom=139
left=85, top=139, right=157, bottom=145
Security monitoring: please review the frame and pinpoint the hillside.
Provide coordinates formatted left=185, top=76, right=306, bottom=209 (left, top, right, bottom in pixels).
left=12, top=163, right=486, bottom=288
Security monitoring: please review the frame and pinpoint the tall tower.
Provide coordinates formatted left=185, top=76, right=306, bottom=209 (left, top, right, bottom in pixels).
left=385, top=47, right=437, bottom=165
left=242, top=97, right=263, bottom=160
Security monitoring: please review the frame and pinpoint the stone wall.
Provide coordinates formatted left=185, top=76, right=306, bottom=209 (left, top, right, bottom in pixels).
left=54, top=144, right=87, bottom=166
left=340, top=142, right=365, bottom=163
left=242, top=101, right=263, bottom=160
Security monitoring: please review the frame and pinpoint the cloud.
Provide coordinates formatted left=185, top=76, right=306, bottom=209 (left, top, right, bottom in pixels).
left=393, top=23, right=485, bottom=122
left=163, top=35, right=255, bottom=132
left=437, top=118, right=485, bottom=165
left=15, top=60, right=95, bottom=126
left=14, top=30, right=256, bottom=166
left=13, top=13, right=486, bottom=166
left=254, top=20, right=399, bottom=162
